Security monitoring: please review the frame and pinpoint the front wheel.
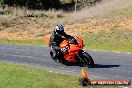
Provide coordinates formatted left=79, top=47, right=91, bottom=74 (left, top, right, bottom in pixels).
left=80, top=51, right=94, bottom=67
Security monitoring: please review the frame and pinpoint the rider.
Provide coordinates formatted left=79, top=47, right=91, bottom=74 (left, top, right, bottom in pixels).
left=49, top=24, right=72, bottom=61
left=49, top=24, right=71, bottom=50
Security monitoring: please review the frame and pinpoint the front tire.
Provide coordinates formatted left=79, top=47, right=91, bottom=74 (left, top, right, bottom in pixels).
left=79, top=51, right=94, bottom=67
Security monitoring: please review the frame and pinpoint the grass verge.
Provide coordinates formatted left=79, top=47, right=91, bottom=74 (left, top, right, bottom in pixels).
left=83, top=28, right=132, bottom=53
left=0, top=62, right=117, bottom=88
left=0, top=39, right=45, bottom=46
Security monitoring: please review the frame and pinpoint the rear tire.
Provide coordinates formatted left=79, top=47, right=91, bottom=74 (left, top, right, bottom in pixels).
left=81, top=52, right=94, bottom=68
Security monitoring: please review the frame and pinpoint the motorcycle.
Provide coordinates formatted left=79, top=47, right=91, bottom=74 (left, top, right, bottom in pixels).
left=44, top=36, right=94, bottom=67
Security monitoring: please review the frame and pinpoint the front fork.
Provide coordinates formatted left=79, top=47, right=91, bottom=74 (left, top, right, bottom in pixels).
left=76, top=50, right=85, bottom=63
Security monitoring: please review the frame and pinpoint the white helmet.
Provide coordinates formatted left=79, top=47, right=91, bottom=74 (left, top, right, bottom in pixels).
left=54, top=24, right=64, bottom=35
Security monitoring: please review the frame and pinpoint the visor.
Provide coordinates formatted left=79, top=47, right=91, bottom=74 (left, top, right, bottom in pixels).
left=56, top=30, right=64, bottom=35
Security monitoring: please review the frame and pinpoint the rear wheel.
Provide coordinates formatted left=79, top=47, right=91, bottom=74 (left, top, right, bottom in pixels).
left=79, top=51, right=94, bottom=67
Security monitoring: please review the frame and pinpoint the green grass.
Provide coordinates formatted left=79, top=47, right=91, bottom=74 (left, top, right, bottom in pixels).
left=83, top=28, right=132, bottom=53
left=0, top=62, right=118, bottom=88
left=0, top=39, right=45, bottom=46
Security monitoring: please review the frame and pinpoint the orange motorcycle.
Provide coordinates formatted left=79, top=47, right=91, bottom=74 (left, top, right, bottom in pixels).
left=45, top=36, right=94, bottom=67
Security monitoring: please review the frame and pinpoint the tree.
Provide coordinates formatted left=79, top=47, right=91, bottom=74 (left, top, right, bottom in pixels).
left=0, top=0, right=4, bottom=7
left=2, top=0, right=61, bottom=10
left=1, top=0, right=102, bottom=11
left=74, top=0, right=102, bottom=11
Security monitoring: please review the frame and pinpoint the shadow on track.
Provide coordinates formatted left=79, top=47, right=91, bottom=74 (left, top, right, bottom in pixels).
left=64, top=62, right=85, bottom=67
left=64, top=63, right=120, bottom=68
left=93, top=64, right=120, bottom=68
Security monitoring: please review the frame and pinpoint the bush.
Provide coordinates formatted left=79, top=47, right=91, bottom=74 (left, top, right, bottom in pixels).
left=25, top=13, right=54, bottom=19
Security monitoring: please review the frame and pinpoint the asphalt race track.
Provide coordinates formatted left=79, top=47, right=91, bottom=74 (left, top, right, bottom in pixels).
left=0, top=44, right=132, bottom=81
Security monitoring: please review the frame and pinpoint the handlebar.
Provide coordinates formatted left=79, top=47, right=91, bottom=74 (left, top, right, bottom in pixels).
left=66, top=36, right=78, bottom=45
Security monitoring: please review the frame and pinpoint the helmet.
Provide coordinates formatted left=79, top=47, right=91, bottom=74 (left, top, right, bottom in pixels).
left=54, top=24, right=64, bottom=35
